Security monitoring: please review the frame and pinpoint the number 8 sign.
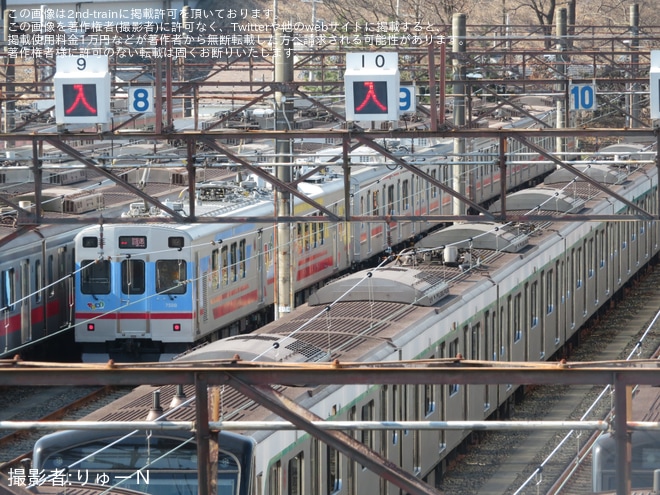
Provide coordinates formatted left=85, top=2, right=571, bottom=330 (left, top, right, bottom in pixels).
left=129, top=87, right=154, bottom=114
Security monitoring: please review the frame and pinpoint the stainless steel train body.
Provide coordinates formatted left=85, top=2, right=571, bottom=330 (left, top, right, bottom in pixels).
left=0, top=224, right=77, bottom=358
left=73, top=112, right=560, bottom=361
left=35, top=145, right=659, bottom=494
left=32, top=429, right=255, bottom=495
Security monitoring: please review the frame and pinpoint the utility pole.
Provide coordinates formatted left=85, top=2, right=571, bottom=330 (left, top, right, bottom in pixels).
left=274, top=29, right=295, bottom=320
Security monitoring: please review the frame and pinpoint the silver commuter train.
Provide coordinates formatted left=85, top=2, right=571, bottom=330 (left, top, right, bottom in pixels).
left=32, top=142, right=659, bottom=494
left=72, top=110, right=561, bottom=361
left=0, top=223, right=77, bottom=359
left=1, top=109, right=558, bottom=361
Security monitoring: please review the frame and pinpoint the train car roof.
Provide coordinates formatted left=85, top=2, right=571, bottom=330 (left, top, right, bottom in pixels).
left=489, top=189, right=586, bottom=214
left=415, top=222, right=529, bottom=253
left=178, top=334, right=326, bottom=363
left=543, top=164, right=628, bottom=185
left=307, top=266, right=450, bottom=307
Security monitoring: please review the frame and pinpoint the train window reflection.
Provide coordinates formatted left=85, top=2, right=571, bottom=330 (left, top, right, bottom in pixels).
left=40, top=436, right=241, bottom=495
left=1, top=268, right=15, bottom=311
left=121, top=259, right=145, bottom=295
left=80, top=260, right=111, bottom=295
left=156, top=260, right=187, bottom=294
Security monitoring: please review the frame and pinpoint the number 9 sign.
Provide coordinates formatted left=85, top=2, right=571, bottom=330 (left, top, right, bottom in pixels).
left=129, top=87, right=154, bottom=114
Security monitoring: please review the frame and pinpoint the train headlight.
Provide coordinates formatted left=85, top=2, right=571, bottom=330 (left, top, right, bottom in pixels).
left=87, top=323, right=95, bottom=331
left=173, top=323, right=181, bottom=332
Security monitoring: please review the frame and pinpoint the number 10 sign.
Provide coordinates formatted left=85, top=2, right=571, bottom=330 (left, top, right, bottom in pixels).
left=569, top=83, right=597, bottom=111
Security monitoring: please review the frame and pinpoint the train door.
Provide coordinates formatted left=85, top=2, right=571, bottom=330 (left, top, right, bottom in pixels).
left=120, top=256, right=148, bottom=337
left=367, top=191, right=374, bottom=255
left=256, top=231, right=265, bottom=304
left=20, top=260, right=30, bottom=343
left=57, top=247, right=71, bottom=328
left=1, top=268, right=15, bottom=351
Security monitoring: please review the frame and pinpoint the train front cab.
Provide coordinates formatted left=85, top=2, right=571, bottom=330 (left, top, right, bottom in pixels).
left=75, top=227, right=196, bottom=362
left=32, top=429, right=254, bottom=495
left=592, top=430, right=660, bottom=493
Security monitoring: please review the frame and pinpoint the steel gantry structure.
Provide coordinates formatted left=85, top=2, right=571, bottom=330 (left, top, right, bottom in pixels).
left=0, top=357, right=658, bottom=495
left=0, top=125, right=658, bottom=231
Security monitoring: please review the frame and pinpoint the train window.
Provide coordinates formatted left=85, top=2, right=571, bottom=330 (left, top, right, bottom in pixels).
left=402, top=180, right=409, bottom=210
left=221, top=246, right=228, bottom=285
left=372, top=190, right=379, bottom=216
left=239, top=240, right=246, bottom=278
left=58, top=247, right=67, bottom=282
left=387, top=184, right=395, bottom=214
left=361, top=400, right=374, bottom=453
left=449, top=339, right=459, bottom=395
left=424, top=383, right=435, bottom=416
left=1, top=269, right=14, bottom=311
left=230, top=243, right=238, bottom=281
left=296, top=224, right=303, bottom=253
left=269, top=460, right=281, bottom=495
left=35, top=260, right=42, bottom=304
left=81, top=236, right=98, bottom=248
left=211, top=249, right=220, bottom=289
left=80, top=260, right=111, bottom=295
left=514, top=294, right=522, bottom=342
left=168, top=236, right=185, bottom=249
left=121, top=259, right=145, bottom=295
left=288, top=452, right=303, bottom=495
left=327, top=446, right=341, bottom=494
left=38, top=436, right=243, bottom=495
left=47, top=255, right=54, bottom=297
left=156, top=260, right=187, bottom=295
left=431, top=169, right=438, bottom=198
left=531, top=282, right=538, bottom=327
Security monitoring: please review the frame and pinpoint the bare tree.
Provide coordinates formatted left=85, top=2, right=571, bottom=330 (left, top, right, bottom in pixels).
left=512, top=0, right=556, bottom=47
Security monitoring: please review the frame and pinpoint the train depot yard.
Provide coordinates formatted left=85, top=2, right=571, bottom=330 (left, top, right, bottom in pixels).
left=1, top=3, right=660, bottom=495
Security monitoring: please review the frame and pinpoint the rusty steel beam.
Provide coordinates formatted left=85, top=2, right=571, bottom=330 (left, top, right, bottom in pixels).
left=5, top=212, right=656, bottom=227
left=42, top=138, right=187, bottom=222
left=354, top=135, right=495, bottom=219
left=226, top=376, right=441, bottom=495
left=1, top=361, right=660, bottom=388
left=197, top=136, right=341, bottom=221
left=2, top=127, right=656, bottom=143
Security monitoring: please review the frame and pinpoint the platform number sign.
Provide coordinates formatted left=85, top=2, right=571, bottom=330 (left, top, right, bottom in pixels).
left=129, top=87, right=154, bottom=114
left=569, top=83, right=596, bottom=111
left=54, top=56, right=111, bottom=124
left=345, top=52, right=400, bottom=122
left=399, top=86, right=416, bottom=113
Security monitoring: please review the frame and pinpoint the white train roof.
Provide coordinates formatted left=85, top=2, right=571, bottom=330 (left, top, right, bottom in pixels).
left=415, top=222, right=529, bottom=253
left=179, top=334, right=326, bottom=363
left=307, top=266, right=450, bottom=307
left=489, top=189, right=586, bottom=214
left=544, top=164, right=628, bottom=185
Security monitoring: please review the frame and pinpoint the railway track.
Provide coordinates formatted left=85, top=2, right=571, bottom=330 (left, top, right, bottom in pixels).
left=0, top=385, right=132, bottom=473
left=438, top=260, right=660, bottom=495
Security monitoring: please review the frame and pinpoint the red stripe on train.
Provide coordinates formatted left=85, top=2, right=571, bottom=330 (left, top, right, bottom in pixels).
left=211, top=290, right=259, bottom=318
left=76, top=312, right=195, bottom=320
